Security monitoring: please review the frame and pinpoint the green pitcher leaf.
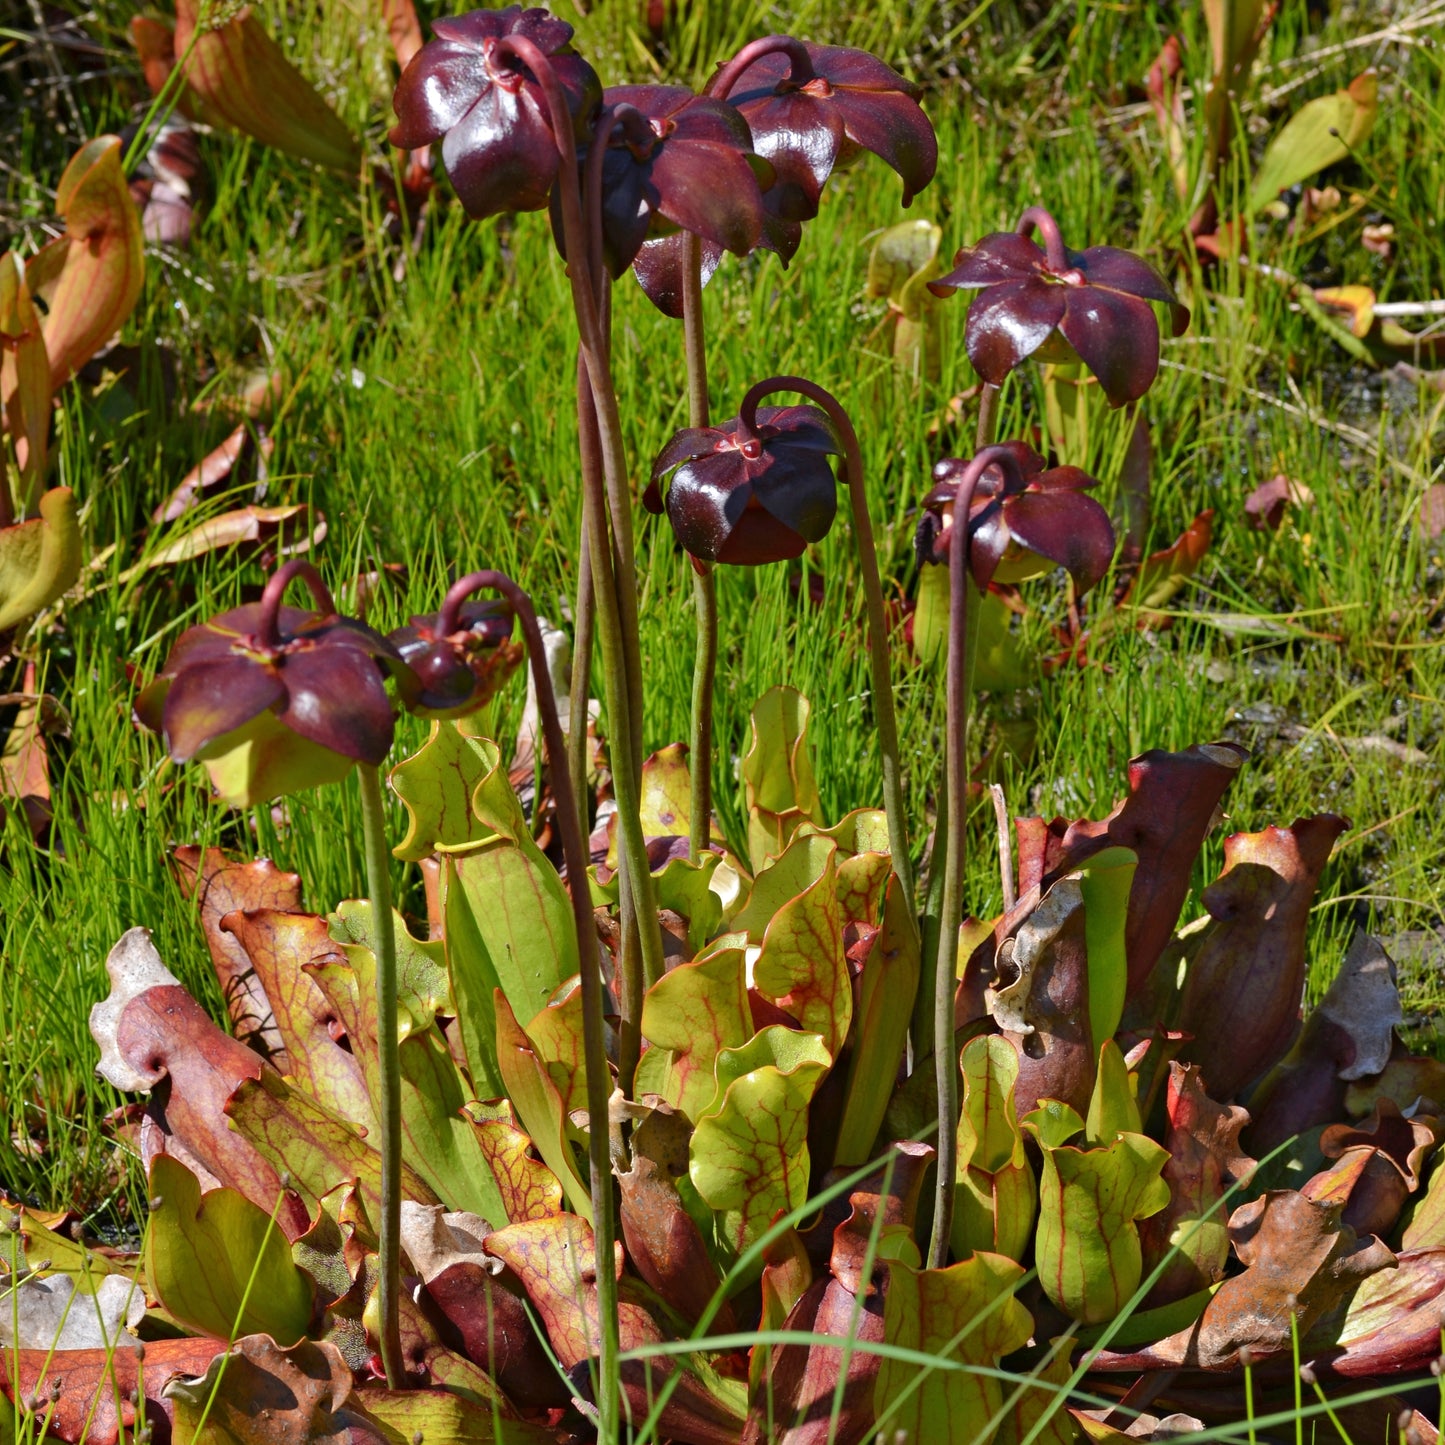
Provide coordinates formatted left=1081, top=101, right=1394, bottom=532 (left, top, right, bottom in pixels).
left=835, top=872, right=921, bottom=1167
left=1074, top=846, right=1138, bottom=1047
left=494, top=989, right=593, bottom=1221
left=728, top=833, right=835, bottom=939
left=877, top=1251, right=1033, bottom=1440
left=1249, top=71, right=1377, bottom=213
left=440, top=742, right=575, bottom=1045
left=637, top=946, right=752, bottom=1122
left=330, top=900, right=451, bottom=1038
left=0, top=251, right=50, bottom=497
left=1086, top=1039, right=1143, bottom=1146
left=954, top=1035, right=1035, bottom=1262
left=593, top=854, right=724, bottom=956
left=389, top=718, right=494, bottom=861
left=345, top=1385, right=556, bottom=1444
left=146, top=1155, right=313, bottom=1346
left=0, top=487, right=81, bottom=632
left=29, top=137, right=145, bottom=392
left=690, top=1026, right=831, bottom=1255
left=752, top=850, right=850, bottom=1057
left=742, top=686, right=823, bottom=872
left=1030, top=1129, right=1171, bottom=1323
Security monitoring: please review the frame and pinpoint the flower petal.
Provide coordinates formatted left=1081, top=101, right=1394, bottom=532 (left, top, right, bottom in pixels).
left=928, top=233, right=1045, bottom=294
left=805, top=43, right=921, bottom=97
left=631, top=233, right=723, bottom=317
left=829, top=87, right=936, bottom=205
left=966, top=501, right=1011, bottom=590
left=276, top=647, right=396, bottom=765
left=1058, top=287, right=1160, bottom=407
left=1033, top=464, right=1098, bottom=492
left=751, top=451, right=838, bottom=546
left=651, top=141, right=764, bottom=256
left=735, top=93, right=843, bottom=221
left=755, top=404, right=841, bottom=457
left=162, top=657, right=285, bottom=762
left=1075, top=245, right=1190, bottom=335
left=652, top=424, right=729, bottom=480
left=963, top=279, right=1065, bottom=384
left=441, top=83, right=558, bottom=218
left=1002, top=490, right=1116, bottom=592
left=390, top=41, right=490, bottom=149
left=714, top=503, right=811, bottom=565
left=664, top=453, right=752, bottom=562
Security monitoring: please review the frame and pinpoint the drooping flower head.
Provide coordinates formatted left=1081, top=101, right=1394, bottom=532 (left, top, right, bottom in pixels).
left=647, top=399, right=842, bottom=565
left=390, top=6, right=601, bottom=220
left=917, top=442, right=1115, bottom=594
left=710, top=36, right=937, bottom=264
left=928, top=206, right=1189, bottom=406
left=134, top=561, right=409, bottom=803
left=553, top=84, right=768, bottom=280
left=389, top=583, right=523, bottom=718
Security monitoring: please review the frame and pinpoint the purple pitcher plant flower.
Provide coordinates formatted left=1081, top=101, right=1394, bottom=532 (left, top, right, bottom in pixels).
left=710, top=37, right=937, bottom=264
left=929, top=206, right=1190, bottom=406
left=388, top=582, right=522, bottom=718
left=917, top=442, right=1116, bottom=593
left=134, top=560, right=406, bottom=768
left=646, top=402, right=841, bottom=565
left=389, top=6, right=601, bottom=220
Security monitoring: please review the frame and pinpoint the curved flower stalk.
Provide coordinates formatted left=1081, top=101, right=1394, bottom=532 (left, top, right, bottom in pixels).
left=412, top=570, right=622, bottom=1428
left=929, top=205, right=1190, bottom=407
left=651, top=375, right=918, bottom=919
left=133, top=559, right=414, bottom=1387
left=395, top=13, right=669, bottom=1072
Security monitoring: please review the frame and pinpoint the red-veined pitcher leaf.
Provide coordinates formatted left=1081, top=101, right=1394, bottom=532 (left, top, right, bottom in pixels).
left=30, top=138, right=144, bottom=391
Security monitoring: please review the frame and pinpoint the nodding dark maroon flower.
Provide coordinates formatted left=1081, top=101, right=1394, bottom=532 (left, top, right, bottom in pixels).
left=928, top=206, right=1190, bottom=407
left=557, top=85, right=769, bottom=279
left=389, top=590, right=523, bottom=717
left=646, top=403, right=841, bottom=565
left=713, top=38, right=937, bottom=264
left=389, top=6, right=601, bottom=221
left=917, top=442, right=1116, bottom=594
left=134, top=561, right=406, bottom=770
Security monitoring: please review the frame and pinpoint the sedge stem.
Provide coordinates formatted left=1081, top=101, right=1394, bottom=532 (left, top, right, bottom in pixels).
left=357, top=762, right=405, bottom=1389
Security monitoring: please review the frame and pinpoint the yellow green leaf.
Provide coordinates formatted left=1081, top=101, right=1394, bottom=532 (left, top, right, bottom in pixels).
left=146, top=1155, right=313, bottom=1346
left=0, top=487, right=80, bottom=631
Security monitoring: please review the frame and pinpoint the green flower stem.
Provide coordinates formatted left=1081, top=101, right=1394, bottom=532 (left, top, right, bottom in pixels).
left=357, top=761, right=405, bottom=1389
left=508, top=45, right=666, bottom=1044
left=681, top=229, right=717, bottom=863
left=445, top=570, right=621, bottom=1438
left=739, top=376, right=916, bottom=919
left=568, top=355, right=602, bottom=829
left=928, top=444, right=1019, bottom=1269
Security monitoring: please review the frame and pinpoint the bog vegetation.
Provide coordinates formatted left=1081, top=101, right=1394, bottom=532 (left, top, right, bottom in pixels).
left=2, top=1, right=1445, bottom=1443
